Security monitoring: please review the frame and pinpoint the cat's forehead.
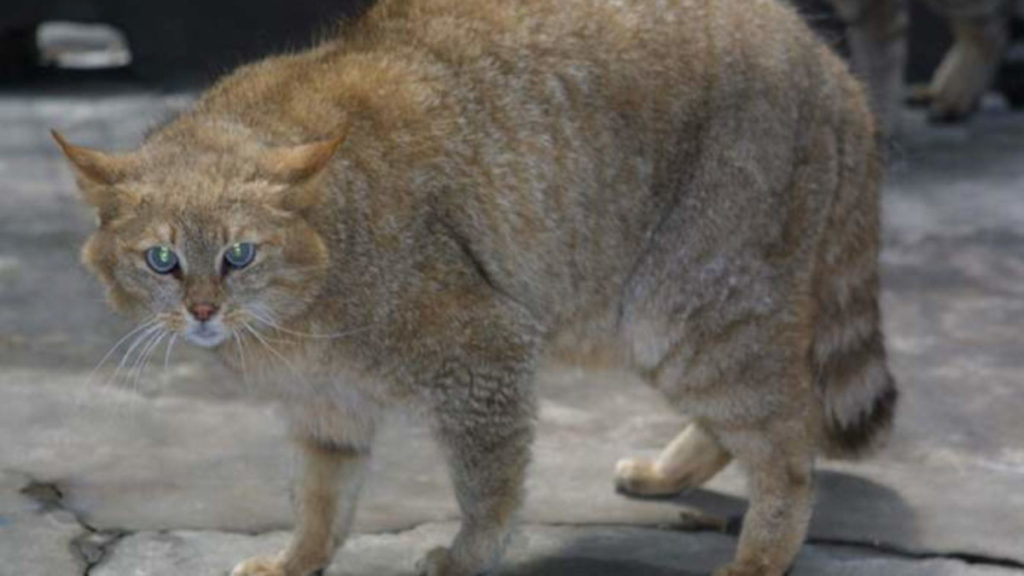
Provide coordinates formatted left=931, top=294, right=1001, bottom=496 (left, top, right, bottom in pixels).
left=127, top=152, right=277, bottom=219
left=132, top=158, right=266, bottom=199
left=122, top=202, right=269, bottom=249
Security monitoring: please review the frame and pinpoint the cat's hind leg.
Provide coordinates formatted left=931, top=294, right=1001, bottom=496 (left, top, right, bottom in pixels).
left=614, top=421, right=732, bottom=496
left=619, top=275, right=818, bottom=576
left=708, top=411, right=815, bottom=576
left=928, top=8, right=1011, bottom=122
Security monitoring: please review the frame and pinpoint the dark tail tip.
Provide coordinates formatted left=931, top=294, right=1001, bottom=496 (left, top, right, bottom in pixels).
left=823, top=373, right=898, bottom=459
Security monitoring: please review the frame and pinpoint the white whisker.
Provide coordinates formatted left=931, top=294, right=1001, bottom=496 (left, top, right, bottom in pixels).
left=112, top=324, right=164, bottom=385
left=125, top=326, right=163, bottom=372
left=233, top=330, right=251, bottom=390
left=123, top=327, right=164, bottom=390
left=235, top=313, right=292, bottom=344
left=240, top=320, right=309, bottom=387
left=163, top=333, right=178, bottom=374
left=86, top=318, right=158, bottom=385
left=245, top=306, right=374, bottom=340
left=132, top=330, right=167, bottom=391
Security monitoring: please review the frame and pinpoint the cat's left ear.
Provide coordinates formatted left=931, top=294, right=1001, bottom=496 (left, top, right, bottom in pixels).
left=51, top=130, right=141, bottom=222
left=259, top=133, right=347, bottom=211
left=51, top=130, right=138, bottom=186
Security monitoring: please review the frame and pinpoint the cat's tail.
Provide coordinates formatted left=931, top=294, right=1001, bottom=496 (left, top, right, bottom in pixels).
left=812, top=278, right=899, bottom=460
left=811, top=106, right=898, bottom=460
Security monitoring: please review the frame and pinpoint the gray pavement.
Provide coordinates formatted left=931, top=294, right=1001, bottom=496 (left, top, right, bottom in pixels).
left=1, top=85, right=1022, bottom=576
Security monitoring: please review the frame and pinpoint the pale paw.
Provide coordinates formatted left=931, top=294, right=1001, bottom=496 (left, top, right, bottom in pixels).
left=230, top=556, right=286, bottom=576
left=905, top=83, right=934, bottom=108
left=712, top=561, right=784, bottom=576
left=929, top=95, right=979, bottom=123
left=614, top=457, right=686, bottom=497
left=929, top=58, right=987, bottom=123
left=415, top=546, right=455, bottom=576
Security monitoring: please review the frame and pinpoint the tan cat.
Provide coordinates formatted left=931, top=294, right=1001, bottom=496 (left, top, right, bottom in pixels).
left=55, top=0, right=898, bottom=575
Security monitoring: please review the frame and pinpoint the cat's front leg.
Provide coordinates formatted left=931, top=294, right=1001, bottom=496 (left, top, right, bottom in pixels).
left=232, top=437, right=370, bottom=576
left=416, top=357, right=537, bottom=576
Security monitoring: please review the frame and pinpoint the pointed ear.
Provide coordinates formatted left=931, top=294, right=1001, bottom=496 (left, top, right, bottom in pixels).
left=259, top=133, right=347, bottom=185
left=51, top=130, right=141, bottom=222
left=258, top=132, right=346, bottom=213
left=51, top=130, right=138, bottom=186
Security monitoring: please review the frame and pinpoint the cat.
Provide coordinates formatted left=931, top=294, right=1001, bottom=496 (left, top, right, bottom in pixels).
left=54, top=0, right=898, bottom=575
left=827, top=0, right=1017, bottom=129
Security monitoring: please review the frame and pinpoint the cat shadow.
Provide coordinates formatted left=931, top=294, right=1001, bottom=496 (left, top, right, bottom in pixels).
left=807, top=469, right=918, bottom=544
left=502, top=470, right=916, bottom=576
left=506, top=556, right=700, bottom=576
left=654, top=469, right=916, bottom=543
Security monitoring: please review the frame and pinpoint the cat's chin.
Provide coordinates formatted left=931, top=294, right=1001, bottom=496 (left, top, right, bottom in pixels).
left=185, top=328, right=229, bottom=348
left=182, top=315, right=231, bottom=348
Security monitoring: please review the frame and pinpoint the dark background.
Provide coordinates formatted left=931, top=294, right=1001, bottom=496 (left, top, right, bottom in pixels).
left=0, top=0, right=976, bottom=88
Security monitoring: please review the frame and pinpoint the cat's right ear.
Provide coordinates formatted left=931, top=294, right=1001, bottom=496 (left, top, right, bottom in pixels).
left=257, top=133, right=347, bottom=212
left=51, top=130, right=141, bottom=223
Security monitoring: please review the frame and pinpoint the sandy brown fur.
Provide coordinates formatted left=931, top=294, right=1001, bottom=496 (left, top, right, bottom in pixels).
left=59, top=1, right=897, bottom=575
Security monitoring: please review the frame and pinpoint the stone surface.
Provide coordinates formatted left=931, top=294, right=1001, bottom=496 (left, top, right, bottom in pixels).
left=94, top=523, right=1023, bottom=576
left=0, top=471, right=88, bottom=576
left=1, top=82, right=1023, bottom=576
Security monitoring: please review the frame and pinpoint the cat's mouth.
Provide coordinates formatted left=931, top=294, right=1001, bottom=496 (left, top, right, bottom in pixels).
left=184, top=318, right=229, bottom=348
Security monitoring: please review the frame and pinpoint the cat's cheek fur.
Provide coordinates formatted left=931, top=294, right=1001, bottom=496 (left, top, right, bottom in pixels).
left=81, top=232, right=143, bottom=317
left=83, top=230, right=183, bottom=319
left=268, top=228, right=330, bottom=318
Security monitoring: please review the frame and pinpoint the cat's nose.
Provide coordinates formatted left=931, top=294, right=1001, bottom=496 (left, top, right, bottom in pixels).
left=189, top=303, right=219, bottom=322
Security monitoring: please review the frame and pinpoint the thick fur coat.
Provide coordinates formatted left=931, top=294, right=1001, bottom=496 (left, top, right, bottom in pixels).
left=57, top=1, right=897, bottom=575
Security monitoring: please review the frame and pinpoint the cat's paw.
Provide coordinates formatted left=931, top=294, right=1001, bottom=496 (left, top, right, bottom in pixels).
left=929, top=96, right=978, bottom=124
left=614, top=457, right=684, bottom=496
left=415, top=546, right=455, bottom=576
left=711, top=560, right=784, bottom=576
left=905, top=83, right=934, bottom=108
left=229, top=556, right=286, bottom=576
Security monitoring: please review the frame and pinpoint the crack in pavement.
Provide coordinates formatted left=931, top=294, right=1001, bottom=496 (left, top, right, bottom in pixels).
left=803, top=536, right=1024, bottom=572
left=12, top=478, right=1024, bottom=573
left=536, top=513, right=1024, bottom=572
left=19, top=479, right=128, bottom=576
left=668, top=512, right=1024, bottom=572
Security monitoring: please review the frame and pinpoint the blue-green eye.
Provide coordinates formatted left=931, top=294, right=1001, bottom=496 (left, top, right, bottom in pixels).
left=145, top=246, right=178, bottom=274
left=224, top=242, right=256, bottom=269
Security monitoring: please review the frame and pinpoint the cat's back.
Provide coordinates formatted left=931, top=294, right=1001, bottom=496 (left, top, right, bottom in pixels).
left=193, top=0, right=839, bottom=160
left=181, top=0, right=874, bottom=327
left=342, top=0, right=871, bottom=322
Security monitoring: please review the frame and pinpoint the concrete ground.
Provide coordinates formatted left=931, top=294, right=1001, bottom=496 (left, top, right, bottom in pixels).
left=1, top=81, right=1022, bottom=576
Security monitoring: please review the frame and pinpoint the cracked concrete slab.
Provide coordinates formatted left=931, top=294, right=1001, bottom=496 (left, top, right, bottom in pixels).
left=2, top=84, right=1024, bottom=575
left=91, top=523, right=1023, bottom=576
left=3, top=360, right=1022, bottom=566
left=0, top=471, right=88, bottom=575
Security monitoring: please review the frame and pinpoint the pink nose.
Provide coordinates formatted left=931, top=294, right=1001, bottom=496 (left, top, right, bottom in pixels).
left=190, top=303, right=218, bottom=322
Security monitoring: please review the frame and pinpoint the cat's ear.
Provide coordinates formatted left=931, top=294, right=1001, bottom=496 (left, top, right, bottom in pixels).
left=259, top=133, right=346, bottom=211
left=51, top=130, right=141, bottom=222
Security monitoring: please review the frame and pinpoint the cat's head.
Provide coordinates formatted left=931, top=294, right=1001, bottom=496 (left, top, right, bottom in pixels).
left=54, top=129, right=344, bottom=349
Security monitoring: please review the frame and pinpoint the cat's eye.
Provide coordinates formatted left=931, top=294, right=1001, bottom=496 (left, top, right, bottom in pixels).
left=224, top=242, right=256, bottom=270
left=145, top=246, right=179, bottom=275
